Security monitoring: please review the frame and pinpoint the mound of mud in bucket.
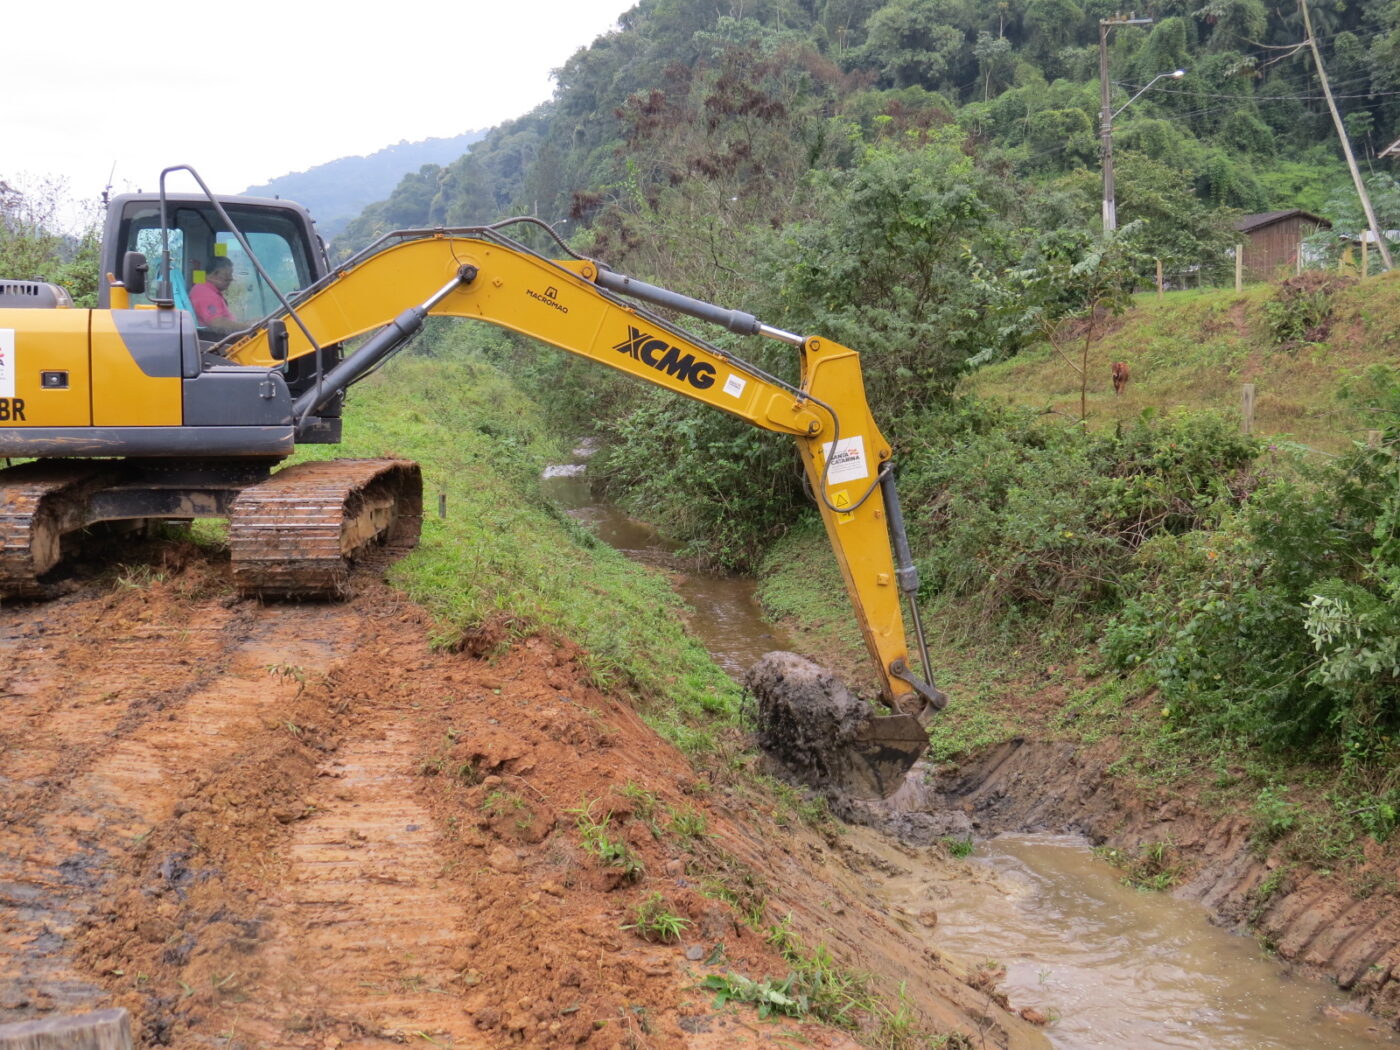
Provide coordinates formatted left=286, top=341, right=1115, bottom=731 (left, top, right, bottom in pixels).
left=746, top=652, right=928, bottom=800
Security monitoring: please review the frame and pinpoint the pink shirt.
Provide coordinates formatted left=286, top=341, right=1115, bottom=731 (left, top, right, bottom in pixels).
left=190, top=281, right=231, bottom=325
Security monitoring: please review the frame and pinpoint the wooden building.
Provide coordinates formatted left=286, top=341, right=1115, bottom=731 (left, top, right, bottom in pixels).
left=1234, top=210, right=1330, bottom=281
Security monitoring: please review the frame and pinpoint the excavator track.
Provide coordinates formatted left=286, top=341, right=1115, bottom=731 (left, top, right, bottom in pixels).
left=228, top=459, right=423, bottom=599
left=0, top=461, right=113, bottom=599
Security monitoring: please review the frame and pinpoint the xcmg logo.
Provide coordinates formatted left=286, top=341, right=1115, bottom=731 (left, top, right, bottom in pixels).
left=613, top=326, right=716, bottom=390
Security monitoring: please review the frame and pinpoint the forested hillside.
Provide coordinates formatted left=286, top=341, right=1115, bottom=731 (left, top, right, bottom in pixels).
left=243, top=130, right=485, bottom=238
left=340, top=0, right=1398, bottom=264
left=337, top=0, right=1399, bottom=556
left=337, top=0, right=1400, bottom=552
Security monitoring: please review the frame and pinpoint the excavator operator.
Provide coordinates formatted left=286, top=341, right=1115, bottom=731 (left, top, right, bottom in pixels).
left=190, top=257, right=240, bottom=332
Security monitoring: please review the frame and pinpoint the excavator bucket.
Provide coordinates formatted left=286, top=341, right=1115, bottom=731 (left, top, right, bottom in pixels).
left=746, top=652, right=929, bottom=800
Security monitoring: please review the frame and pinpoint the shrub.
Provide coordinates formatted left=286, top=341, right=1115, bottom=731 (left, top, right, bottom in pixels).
left=1104, top=379, right=1400, bottom=764
left=1261, top=272, right=1355, bottom=347
left=899, top=399, right=1259, bottom=628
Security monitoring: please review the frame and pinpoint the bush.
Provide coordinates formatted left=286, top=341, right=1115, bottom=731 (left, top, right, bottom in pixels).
left=899, top=399, right=1260, bottom=628
left=1103, top=380, right=1400, bottom=762
left=1261, top=272, right=1355, bottom=347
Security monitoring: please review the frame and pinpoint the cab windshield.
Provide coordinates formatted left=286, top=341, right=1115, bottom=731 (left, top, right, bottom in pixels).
left=117, top=202, right=314, bottom=334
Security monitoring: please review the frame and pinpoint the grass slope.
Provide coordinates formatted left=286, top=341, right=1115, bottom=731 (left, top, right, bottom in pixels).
left=969, top=272, right=1400, bottom=453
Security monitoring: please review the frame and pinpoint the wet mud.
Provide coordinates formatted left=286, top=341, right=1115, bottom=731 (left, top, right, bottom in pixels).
left=745, top=653, right=874, bottom=787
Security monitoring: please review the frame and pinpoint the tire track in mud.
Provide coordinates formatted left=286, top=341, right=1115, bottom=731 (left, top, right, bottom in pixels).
left=0, top=585, right=253, bottom=1015
left=0, top=565, right=363, bottom=1022
left=223, top=612, right=479, bottom=1046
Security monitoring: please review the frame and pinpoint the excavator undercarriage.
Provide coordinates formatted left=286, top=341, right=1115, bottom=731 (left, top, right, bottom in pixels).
left=0, top=458, right=421, bottom=599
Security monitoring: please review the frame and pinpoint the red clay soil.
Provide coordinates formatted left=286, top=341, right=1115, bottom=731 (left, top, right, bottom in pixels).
left=0, top=543, right=1047, bottom=1050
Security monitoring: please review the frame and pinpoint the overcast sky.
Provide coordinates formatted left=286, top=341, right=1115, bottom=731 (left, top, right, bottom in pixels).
left=8, top=0, right=630, bottom=228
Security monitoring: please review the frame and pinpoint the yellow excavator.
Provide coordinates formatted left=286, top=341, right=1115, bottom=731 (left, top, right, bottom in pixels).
left=0, top=168, right=944, bottom=797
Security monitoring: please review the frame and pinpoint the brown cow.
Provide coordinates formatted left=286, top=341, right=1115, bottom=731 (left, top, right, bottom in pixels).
left=1111, top=361, right=1130, bottom=397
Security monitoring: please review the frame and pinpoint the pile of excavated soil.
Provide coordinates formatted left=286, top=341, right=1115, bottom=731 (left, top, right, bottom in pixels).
left=0, top=545, right=1047, bottom=1049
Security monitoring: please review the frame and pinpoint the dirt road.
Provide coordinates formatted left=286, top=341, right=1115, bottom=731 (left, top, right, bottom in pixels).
left=0, top=544, right=1043, bottom=1049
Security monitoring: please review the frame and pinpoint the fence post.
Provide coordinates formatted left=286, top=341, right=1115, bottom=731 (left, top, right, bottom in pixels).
left=1235, top=245, right=1244, bottom=292
left=1362, top=237, right=1370, bottom=278
left=1241, top=383, right=1255, bottom=435
left=1156, top=258, right=1164, bottom=298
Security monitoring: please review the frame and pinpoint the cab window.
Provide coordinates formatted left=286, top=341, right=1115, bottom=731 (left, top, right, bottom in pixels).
left=117, top=203, right=314, bottom=334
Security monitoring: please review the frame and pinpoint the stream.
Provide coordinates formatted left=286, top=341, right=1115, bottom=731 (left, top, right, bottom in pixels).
left=541, top=447, right=1398, bottom=1050
left=880, top=831, right=1397, bottom=1049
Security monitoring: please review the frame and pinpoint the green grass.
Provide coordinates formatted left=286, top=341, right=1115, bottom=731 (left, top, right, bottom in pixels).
left=569, top=799, right=645, bottom=882
left=294, top=336, right=743, bottom=749
left=968, top=273, right=1400, bottom=453
left=623, top=891, right=692, bottom=943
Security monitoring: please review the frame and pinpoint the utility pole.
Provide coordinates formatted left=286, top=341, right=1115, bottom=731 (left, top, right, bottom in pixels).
left=1099, top=15, right=1153, bottom=232
left=1300, top=0, right=1392, bottom=270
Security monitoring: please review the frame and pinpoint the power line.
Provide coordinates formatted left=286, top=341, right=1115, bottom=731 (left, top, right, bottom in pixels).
left=1143, top=85, right=1400, bottom=102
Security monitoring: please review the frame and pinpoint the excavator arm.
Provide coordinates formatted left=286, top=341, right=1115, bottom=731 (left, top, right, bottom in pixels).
left=220, top=228, right=946, bottom=741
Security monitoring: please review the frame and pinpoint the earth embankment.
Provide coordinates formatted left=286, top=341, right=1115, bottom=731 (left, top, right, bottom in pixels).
left=0, top=545, right=1047, bottom=1049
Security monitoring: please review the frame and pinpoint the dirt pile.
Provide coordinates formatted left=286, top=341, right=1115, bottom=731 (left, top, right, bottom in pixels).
left=0, top=546, right=1045, bottom=1049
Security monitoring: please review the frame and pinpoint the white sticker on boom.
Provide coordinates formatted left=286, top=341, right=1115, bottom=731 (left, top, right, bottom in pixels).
left=723, top=374, right=746, bottom=398
left=822, top=436, right=869, bottom=484
left=0, top=330, right=14, bottom=399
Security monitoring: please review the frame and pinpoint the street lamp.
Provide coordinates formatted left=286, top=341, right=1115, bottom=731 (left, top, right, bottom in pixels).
left=1113, top=70, right=1186, bottom=120
left=1100, top=65, right=1185, bottom=232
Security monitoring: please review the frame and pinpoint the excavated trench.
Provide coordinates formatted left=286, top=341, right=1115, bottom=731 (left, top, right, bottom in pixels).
left=544, top=449, right=1400, bottom=1048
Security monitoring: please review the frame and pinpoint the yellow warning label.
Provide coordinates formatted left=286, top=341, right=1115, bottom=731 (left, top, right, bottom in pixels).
left=832, top=489, right=854, bottom=524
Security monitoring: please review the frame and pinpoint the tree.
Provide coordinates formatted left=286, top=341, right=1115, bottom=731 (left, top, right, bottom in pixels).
left=0, top=178, right=101, bottom=306
left=773, top=134, right=1016, bottom=411
left=860, top=0, right=969, bottom=89
left=1055, top=151, right=1240, bottom=277
left=1194, top=0, right=1267, bottom=50
left=1023, top=0, right=1085, bottom=75
left=973, top=30, right=1015, bottom=98
left=997, top=223, right=1151, bottom=425
left=1305, top=173, right=1400, bottom=272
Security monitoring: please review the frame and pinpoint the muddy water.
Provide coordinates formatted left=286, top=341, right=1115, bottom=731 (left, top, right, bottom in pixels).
left=881, top=831, right=1399, bottom=1050
left=541, top=448, right=1398, bottom=1050
left=541, top=450, right=791, bottom=678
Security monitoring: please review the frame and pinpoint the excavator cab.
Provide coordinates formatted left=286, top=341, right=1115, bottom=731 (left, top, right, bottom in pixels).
left=97, top=193, right=325, bottom=343
left=93, top=192, right=346, bottom=442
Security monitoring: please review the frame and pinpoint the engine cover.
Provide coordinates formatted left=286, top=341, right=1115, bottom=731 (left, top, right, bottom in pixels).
left=0, top=281, right=73, bottom=309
